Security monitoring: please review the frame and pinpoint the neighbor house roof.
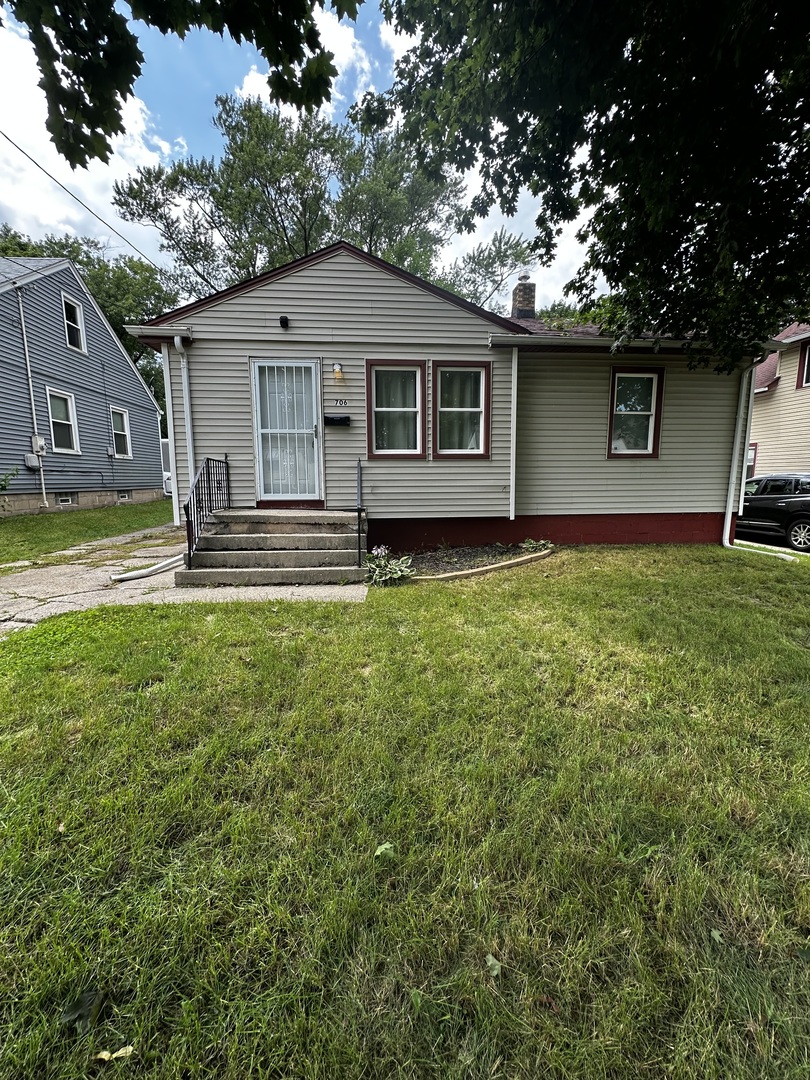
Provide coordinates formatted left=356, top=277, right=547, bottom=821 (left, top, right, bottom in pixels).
left=756, top=322, right=810, bottom=391
left=0, top=256, right=70, bottom=294
left=145, top=241, right=533, bottom=335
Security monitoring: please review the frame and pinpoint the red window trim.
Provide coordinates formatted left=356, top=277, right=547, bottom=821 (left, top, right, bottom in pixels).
left=366, top=359, right=428, bottom=459
left=607, top=366, right=665, bottom=459
left=795, top=342, right=810, bottom=390
left=432, top=360, right=492, bottom=459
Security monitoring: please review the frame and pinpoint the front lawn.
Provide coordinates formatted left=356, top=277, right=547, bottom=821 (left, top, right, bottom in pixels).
left=0, top=499, right=174, bottom=563
left=2, top=546, right=810, bottom=1078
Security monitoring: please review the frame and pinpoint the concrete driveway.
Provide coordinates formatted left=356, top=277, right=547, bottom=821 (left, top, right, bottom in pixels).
left=0, top=525, right=367, bottom=637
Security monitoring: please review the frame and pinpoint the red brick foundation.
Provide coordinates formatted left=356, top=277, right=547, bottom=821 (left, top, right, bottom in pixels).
left=368, top=513, right=729, bottom=552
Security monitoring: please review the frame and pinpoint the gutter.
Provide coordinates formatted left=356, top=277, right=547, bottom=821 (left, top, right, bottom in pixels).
left=174, top=334, right=195, bottom=480
left=15, top=286, right=48, bottom=508
left=161, top=342, right=181, bottom=527
left=488, top=333, right=784, bottom=352
left=722, top=363, right=795, bottom=562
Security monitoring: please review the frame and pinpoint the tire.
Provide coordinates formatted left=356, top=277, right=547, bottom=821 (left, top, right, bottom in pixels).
left=787, top=517, right=810, bottom=552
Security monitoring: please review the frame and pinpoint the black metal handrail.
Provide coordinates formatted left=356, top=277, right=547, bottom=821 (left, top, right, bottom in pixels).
left=356, top=458, right=364, bottom=568
left=183, top=456, right=231, bottom=564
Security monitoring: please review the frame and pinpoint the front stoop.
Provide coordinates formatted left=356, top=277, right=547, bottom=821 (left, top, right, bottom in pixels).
left=175, top=509, right=367, bottom=587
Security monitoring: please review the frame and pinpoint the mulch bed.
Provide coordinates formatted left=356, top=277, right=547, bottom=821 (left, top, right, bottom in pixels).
left=407, top=544, right=528, bottom=576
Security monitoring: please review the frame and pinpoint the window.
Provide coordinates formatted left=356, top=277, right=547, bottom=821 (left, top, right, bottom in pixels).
left=797, top=343, right=810, bottom=389
left=55, top=492, right=78, bottom=506
left=760, top=478, right=793, bottom=496
left=746, top=443, right=757, bottom=478
left=434, top=364, right=490, bottom=456
left=608, top=368, right=664, bottom=458
left=62, top=295, right=86, bottom=352
left=47, top=388, right=80, bottom=454
left=367, top=361, right=426, bottom=456
left=110, top=407, right=131, bottom=457
left=117, top=490, right=132, bottom=502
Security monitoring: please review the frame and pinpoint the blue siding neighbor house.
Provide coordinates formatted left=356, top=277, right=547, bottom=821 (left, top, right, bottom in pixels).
left=0, top=257, right=164, bottom=514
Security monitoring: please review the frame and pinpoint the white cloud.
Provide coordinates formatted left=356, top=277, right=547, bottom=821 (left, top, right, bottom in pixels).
left=0, top=22, right=174, bottom=265
left=236, top=9, right=371, bottom=119
left=379, top=21, right=419, bottom=64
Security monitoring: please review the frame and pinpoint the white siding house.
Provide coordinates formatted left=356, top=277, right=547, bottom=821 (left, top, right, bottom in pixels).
left=130, top=243, right=756, bottom=549
left=749, top=325, right=810, bottom=476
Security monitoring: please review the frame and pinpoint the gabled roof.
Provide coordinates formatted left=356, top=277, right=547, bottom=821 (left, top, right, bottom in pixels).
left=0, top=256, right=71, bottom=294
left=756, top=323, right=810, bottom=391
left=146, top=241, right=533, bottom=335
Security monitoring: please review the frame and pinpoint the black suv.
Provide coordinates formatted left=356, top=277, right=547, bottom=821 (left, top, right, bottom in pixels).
left=737, top=474, right=810, bottom=551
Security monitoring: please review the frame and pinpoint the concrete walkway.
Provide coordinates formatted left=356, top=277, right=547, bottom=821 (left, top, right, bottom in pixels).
left=0, top=526, right=367, bottom=637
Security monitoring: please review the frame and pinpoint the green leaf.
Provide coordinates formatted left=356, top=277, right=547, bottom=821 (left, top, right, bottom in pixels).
left=711, top=929, right=724, bottom=944
left=374, top=841, right=394, bottom=858
left=485, top=953, right=501, bottom=977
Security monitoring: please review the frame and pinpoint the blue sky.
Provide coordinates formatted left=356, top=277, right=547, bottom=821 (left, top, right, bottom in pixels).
left=0, top=8, right=585, bottom=306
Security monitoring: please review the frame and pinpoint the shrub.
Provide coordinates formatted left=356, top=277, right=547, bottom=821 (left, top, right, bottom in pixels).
left=365, top=545, right=415, bottom=587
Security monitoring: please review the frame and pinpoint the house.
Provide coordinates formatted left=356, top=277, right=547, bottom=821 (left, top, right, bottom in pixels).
left=128, top=242, right=760, bottom=581
left=748, top=323, right=810, bottom=476
left=0, top=257, right=164, bottom=514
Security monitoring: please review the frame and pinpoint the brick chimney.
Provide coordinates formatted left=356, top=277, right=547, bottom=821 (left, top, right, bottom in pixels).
left=511, top=272, right=536, bottom=319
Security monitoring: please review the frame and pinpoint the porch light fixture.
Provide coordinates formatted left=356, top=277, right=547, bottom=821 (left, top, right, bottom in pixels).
left=279, top=315, right=289, bottom=328
left=332, top=363, right=344, bottom=378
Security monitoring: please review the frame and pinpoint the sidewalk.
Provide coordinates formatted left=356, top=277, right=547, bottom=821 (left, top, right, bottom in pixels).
left=0, top=526, right=367, bottom=637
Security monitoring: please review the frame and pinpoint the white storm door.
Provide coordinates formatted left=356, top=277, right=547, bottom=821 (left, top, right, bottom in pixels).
left=255, top=362, right=320, bottom=499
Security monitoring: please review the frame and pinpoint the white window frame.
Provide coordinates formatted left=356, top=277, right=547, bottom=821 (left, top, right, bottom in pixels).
left=435, top=365, right=487, bottom=455
left=110, top=406, right=132, bottom=459
left=62, top=293, right=87, bottom=353
left=370, top=363, right=424, bottom=456
left=609, top=370, right=661, bottom=457
left=46, top=387, right=81, bottom=455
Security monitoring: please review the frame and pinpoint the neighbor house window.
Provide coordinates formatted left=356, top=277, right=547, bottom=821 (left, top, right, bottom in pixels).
left=110, top=407, right=131, bottom=458
left=47, top=388, right=80, bottom=454
left=608, top=368, right=664, bottom=458
left=796, top=343, right=810, bottom=389
left=367, top=361, right=426, bottom=456
left=746, top=443, right=757, bottom=478
left=434, top=363, right=490, bottom=456
left=62, top=295, right=86, bottom=352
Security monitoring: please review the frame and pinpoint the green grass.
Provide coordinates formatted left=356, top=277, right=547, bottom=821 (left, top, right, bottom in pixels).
left=2, top=545, right=810, bottom=1078
left=0, top=500, right=174, bottom=563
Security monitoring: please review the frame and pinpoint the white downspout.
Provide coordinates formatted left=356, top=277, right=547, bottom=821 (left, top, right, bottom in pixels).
left=175, top=334, right=195, bottom=487
left=723, top=362, right=795, bottom=562
left=16, top=287, right=48, bottom=507
left=161, top=342, right=181, bottom=526
left=509, top=346, right=518, bottom=520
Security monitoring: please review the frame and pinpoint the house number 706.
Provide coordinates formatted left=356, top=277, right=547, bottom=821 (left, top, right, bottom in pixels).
left=334, top=398, right=348, bottom=406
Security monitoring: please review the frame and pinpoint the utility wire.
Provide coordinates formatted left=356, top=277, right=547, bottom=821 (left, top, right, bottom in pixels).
left=0, top=127, right=163, bottom=271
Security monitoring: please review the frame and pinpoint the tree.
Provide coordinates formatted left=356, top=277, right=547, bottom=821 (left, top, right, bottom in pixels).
left=361, top=1, right=810, bottom=368
left=436, top=227, right=535, bottom=313
left=113, top=95, right=527, bottom=303
left=1, top=0, right=360, bottom=167
left=0, top=224, right=179, bottom=431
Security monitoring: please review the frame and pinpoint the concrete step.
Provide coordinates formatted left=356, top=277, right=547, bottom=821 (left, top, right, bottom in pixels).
left=175, top=566, right=367, bottom=587
left=191, top=549, right=363, bottom=569
left=198, top=532, right=362, bottom=552
left=210, top=509, right=365, bottom=536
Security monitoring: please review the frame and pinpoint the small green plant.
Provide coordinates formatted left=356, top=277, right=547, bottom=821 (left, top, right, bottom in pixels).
left=0, top=467, right=18, bottom=513
left=519, top=537, right=552, bottom=553
left=365, top=544, right=415, bottom=587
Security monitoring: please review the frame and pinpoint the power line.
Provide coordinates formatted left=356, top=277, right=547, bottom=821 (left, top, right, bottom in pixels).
left=0, top=127, right=164, bottom=270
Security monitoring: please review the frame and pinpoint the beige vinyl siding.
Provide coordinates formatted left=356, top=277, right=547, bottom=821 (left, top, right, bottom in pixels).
left=750, top=345, right=810, bottom=473
left=516, top=355, right=743, bottom=515
left=167, top=250, right=514, bottom=516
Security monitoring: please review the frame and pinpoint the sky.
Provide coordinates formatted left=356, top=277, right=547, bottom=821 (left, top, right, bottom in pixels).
left=0, top=7, right=587, bottom=309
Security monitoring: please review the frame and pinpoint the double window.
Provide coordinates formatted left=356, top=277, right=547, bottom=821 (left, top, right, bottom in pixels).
left=110, top=407, right=132, bottom=458
left=47, top=388, right=80, bottom=454
left=62, top=294, right=86, bottom=352
left=608, top=367, right=664, bottom=458
left=367, top=360, right=490, bottom=458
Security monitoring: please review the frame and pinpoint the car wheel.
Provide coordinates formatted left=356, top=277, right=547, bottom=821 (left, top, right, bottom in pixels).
left=787, top=518, right=810, bottom=552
